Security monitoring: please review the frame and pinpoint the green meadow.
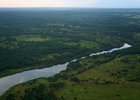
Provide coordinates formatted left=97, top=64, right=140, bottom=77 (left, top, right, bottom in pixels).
left=1, top=45, right=140, bottom=100
left=0, top=9, right=140, bottom=100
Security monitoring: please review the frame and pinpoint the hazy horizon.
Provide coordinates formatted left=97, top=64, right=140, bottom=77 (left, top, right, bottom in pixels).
left=0, top=0, right=140, bottom=8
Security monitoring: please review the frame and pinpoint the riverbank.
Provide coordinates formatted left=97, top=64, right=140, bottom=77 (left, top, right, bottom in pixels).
left=0, top=43, right=124, bottom=78
left=1, top=45, right=140, bottom=100
left=0, top=43, right=131, bottom=96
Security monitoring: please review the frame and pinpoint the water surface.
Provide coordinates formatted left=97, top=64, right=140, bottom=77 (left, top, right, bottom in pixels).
left=0, top=43, right=131, bottom=95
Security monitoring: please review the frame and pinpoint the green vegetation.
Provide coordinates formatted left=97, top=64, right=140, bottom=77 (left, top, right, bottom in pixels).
left=1, top=45, right=140, bottom=100
left=16, top=35, right=49, bottom=42
left=0, top=9, right=140, bottom=77
left=0, top=9, right=140, bottom=100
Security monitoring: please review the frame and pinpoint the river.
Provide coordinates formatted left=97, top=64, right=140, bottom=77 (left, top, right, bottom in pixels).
left=0, top=43, right=131, bottom=95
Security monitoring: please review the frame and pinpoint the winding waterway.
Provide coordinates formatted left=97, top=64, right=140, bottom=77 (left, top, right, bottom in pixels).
left=0, top=43, right=131, bottom=95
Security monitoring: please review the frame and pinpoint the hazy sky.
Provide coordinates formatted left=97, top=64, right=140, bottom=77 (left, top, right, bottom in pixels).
left=0, top=0, right=140, bottom=8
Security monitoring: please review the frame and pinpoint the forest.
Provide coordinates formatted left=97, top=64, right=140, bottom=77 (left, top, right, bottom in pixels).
left=0, top=8, right=140, bottom=100
left=1, top=44, right=140, bottom=100
left=0, top=9, right=140, bottom=77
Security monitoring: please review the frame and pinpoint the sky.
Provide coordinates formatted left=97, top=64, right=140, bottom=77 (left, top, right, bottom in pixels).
left=0, top=0, right=140, bottom=8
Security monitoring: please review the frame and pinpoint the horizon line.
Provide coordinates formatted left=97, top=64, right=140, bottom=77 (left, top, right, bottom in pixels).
left=0, top=7, right=140, bottom=9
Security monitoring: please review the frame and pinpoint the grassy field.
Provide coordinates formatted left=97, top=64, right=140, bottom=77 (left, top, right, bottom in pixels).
left=1, top=48, right=140, bottom=100
left=0, top=9, right=140, bottom=100
left=1, top=9, right=140, bottom=77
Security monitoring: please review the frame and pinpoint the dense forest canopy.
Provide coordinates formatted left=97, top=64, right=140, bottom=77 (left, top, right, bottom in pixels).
left=0, top=8, right=140, bottom=100
left=0, top=9, right=140, bottom=77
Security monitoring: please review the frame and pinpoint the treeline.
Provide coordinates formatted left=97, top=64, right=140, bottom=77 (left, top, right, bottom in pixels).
left=0, top=9, right=140, bottom=76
